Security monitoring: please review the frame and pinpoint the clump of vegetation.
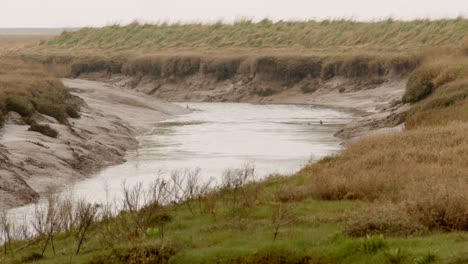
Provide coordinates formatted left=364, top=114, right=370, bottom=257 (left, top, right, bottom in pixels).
left=384, top=248, right=404, bottom=264
left=356, top=234, right=386, bottom=253
left=0, top=58, right=80, bottom=136
left=344, top=205, right=428, bottom=237
left=29, top=122, right=59, bottom=138
left=414, top=252, right=437, bottom=264
left=403, top=62, right=465, bottom=103
left=5, top=96, right=34, bottom=117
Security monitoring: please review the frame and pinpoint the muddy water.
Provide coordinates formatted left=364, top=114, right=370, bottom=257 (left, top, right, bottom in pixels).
left=8, top=102, right=353, bottom=220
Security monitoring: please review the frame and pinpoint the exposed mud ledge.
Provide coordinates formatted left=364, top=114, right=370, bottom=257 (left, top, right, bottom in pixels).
left=0, top=79, right=188, bottom=209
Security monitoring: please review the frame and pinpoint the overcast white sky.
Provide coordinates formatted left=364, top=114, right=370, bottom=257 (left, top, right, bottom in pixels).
left=1, top=0, right=468, bottom=28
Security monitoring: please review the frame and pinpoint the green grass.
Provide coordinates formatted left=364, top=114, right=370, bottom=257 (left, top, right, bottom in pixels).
left=45, top=19, right=468, bottom=51
left=2, top=194, right=467, bottom=264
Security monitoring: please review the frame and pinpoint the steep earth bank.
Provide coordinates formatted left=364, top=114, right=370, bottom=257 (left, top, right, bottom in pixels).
left=0, top=79, right=187, bottom=209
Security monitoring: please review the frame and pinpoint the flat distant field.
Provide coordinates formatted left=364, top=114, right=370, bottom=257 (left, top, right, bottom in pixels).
left=0, top=28, right=78, bottom=36
left=0, top=35, right=56, bottom=56
left=0, top=28, right=79, bottom=54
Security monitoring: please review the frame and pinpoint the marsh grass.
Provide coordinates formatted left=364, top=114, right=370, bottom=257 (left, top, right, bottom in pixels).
left=45, top=19, right=468, bottom=51
left=0, top=58, right=79, bottom=136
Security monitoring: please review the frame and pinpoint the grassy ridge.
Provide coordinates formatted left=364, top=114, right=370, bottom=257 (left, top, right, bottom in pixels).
left=46, top=19, right=468, bottom=51
left=28, top=19, right=468, bottom=81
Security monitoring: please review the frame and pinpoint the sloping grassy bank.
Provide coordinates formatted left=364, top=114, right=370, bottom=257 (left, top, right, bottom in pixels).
left=0, top=58, right=79, bottom=137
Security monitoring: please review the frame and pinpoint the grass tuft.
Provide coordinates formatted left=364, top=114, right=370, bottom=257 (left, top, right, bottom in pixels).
left=356, top=234, right=386, bottom=253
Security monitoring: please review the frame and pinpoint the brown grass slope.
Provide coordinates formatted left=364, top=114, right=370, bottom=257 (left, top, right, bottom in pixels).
left=288, top=45, right=468, bottom=232
left=0, top=58, right=79, bottom=136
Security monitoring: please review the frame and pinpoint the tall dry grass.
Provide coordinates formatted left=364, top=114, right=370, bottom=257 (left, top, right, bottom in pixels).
left=0, top=58, right=79, bottom=135
left=299, top=122, right=468, bottom=202
left=294, top=122, right=468, bottom=231
left=290, top=45, right=468, bottom=232
left=45, top=19, right=468, bottom=52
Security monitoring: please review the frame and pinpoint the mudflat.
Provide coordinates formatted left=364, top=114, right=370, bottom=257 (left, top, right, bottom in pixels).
left=0, top=79, right=188, bottom=209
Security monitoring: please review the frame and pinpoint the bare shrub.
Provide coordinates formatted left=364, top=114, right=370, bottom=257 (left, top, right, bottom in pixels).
left=218, top=163, right=261, bottom=215
left=31, top=193, right=61, bottom=257
left=0, top=211, right=14, bottom=257
left=120, top=179, right=173, bottom=239
left=74, top=201, right=99, bottom=255
left=270, top=203, right=296, bottom=241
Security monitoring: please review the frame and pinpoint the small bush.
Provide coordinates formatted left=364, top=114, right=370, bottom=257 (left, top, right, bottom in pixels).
left=29, top=123, right=59, bottom=138
left=403, top=67, right=439, bottom=103
left=403, top=64, right=464, bottom=103
left=356, top=234, right=386, bottom=253
left=65, top=104, right=80, bottom=118
left=5, top=96, right=34, bottom=117
left=32, top=100, right=69, bottom=124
